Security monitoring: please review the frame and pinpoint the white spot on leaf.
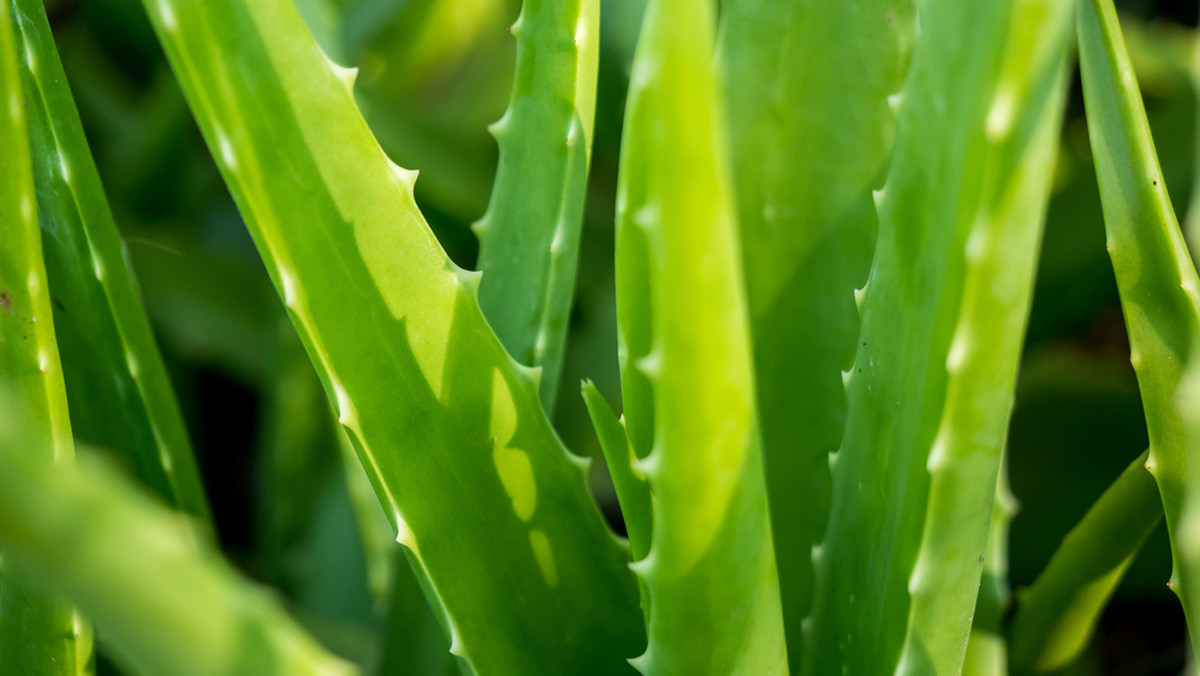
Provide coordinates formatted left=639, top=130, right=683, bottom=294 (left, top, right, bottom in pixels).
left=158, top=0, right=177, bottom=30
left=279, top=267, right=299, bottom=309
left=332, top=378, right=357, bottom=429
left=986, top=89, right=1014, bottom=140
left=217, top=132, right=237, bottom=170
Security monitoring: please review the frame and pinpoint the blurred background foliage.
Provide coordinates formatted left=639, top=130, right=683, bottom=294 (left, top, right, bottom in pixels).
left=30, top=0, right=1200, bottom=672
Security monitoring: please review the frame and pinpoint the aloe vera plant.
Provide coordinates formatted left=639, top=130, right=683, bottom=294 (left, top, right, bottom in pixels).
left=3, top=0, right=1200, bottom=672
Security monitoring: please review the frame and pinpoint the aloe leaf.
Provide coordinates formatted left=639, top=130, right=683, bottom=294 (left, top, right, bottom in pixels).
left=0, top=398, right=356, bottom=676
left=961, top=460, right=1017, bottom=676
left=10, top=0, right=210, bottom=525
left=614, top=0, right=786, bottom=671
left=1009, top=450, right=1162, bottom=674
left=137, top=0, right=642, bottom=672
left=255, top=332, right=340, bottom=590
left=1178, top=31, right=1200, bottom=674
left=801, top=0, right=1070, bottom=672
left=338, top=430, right=394, bottom=609
left=473, top=0, right=598, bottom=413
left=1076, top=0, right=1200, bottom=652
left=715, top=0, right=912, bottom=664
left=0, top=3, right=87, bottom=672
left=581, top=380, right=650, bottom=561
left=894, top=2, right=1071, bottom=672
left=376, top=549, right=457, bottom=676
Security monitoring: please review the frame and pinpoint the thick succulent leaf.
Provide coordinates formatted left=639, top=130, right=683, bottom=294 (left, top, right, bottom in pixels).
left=582, top=381, right=650, bottom=561
left=1076, top=0, right=1200, bottom=651
left=801, top=0, right=1069, bottom=673
left=894, top=1, right=1072, bottom=671
left=10, top=0, right=210, bottom=525
left=136, top=0, right=642, bottom=672
left=1009, top=450, right=1162, bottom=674
left=715, top=0, right=912, bottom=665
left=1178, top=32, right=1200, bottom=674
left=961, top=461, right=1017, bottom=676
left=0, top=397, right=356, bottom=676
left=0, top=3, right=86, bottom=672
left=614, top=0, right=786, bottom=671
left=474, top=0, right=599, bottom=413
left=376, top=549, right=458, bottom=676
left=254, top=333, right=341, bottom=591
left=338, top=430, right=394, bottom=609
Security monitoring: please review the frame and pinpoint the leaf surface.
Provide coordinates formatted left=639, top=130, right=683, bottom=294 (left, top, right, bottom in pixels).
left=1077, top=0, right=1200, bottom=653
left=1009, top=450, right=1162, bottom=674
left=475, top=0, right=599, bottom=412
left=802, top=0, right=1070, bottom=672
left=137, top=0, right=642, bottom=672
left=0, top=2, right=86, bottom=671
left=0, top=397, right=356, bottom=676
left=11, top=0, right=210, bottom=524
left=615, top=0, right=786, bottom=671
left=961, top=462, right=1017, bottom=676
left=716, top=0, right=912, bottom=664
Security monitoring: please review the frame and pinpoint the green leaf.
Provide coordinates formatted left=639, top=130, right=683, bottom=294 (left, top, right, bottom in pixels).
left=1076, top=0, right=1200, bottom=654
left=11, top=0, right=211, bottom=525
left=474, top=0, right=599, bottom=413
left=137, top=0, right=642, bottom=672
left=376, top=549, right=458, bottom=676
left=716, top=0, right=913, bottom=665
left=0, top=2, right=87, bottom=671
left=582, top=380, right=649, bottom=561
left=1009, top=450, right=1162, bottom=674
left=614, top=0, right=786, bottom=671
left=894, top=1, right=1072, bottom=671
left=801, top=0, right=1070, bottom=672
left=254, top=332, right=341, bottom=591
left=0, top=394, right=356, bottom=676
left=961, top=460, right=1017, bottom=676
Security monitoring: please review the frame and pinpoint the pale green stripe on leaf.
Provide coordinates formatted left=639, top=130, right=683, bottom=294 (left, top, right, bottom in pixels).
left=0, top=396, right=356, bottom=676
left=716, top=0, right=912, bottom=665
left=1009, top=450, right=1162, bottom=674
left=0, top=2, right=86, bottom=671
left=11, top=0, right=210, bottom=525
left=138, top=0, right=641, bottom=672
left=474, top=0, right=600, bottom=413
left=896, top=0, right=1072, bottom=672
left=616, top=0, right=786, bottom=671
left=801, top=0, right=1024, bottom=673
left=1077, top=0, right=1200, bottom=653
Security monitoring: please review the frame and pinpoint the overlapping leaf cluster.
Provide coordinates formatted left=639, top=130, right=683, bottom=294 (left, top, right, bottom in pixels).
left=1, top=0, right=1200, bottom=673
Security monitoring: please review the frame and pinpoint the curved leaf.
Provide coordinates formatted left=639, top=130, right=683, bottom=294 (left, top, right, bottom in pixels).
left=11, top=0, right=210, bottom=524
left=1009, top=450, right=1162, bottom=674
left=802, top=0, right=1069, bottom=672
left=0, top=3, right=86, bottom=671
left=1077, top=0, right=1200, bottom=654
left=474, top=0, right=599, bottom=412
left=136, top=0, right=642, bottom=672
left=716, top=0, right=913, bottom=665
left=0, top=397, right=356, bottom=676
left=615, top=0, right=786, bottom=671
